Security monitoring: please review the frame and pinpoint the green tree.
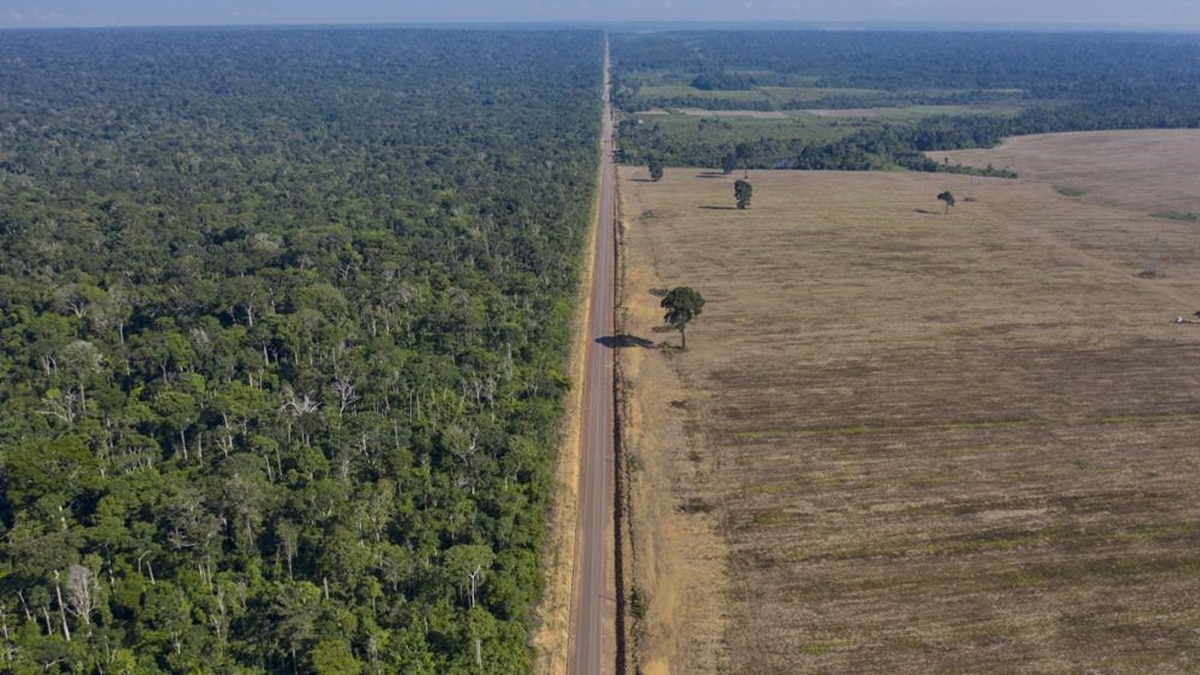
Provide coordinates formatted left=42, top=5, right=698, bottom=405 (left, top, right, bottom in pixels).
left=720, top=153, right=738, bottom=175
left=309, top=639, right=361, bottom=675
left=660, top=286, right=706, bottom=350
left=937, top=190, right=956, bottom=213
left=271, top=581, right=322, bottom=669
left=444, top=544, right=495, bottom=610
left=734, top=179, right=753, bottom=210
left=647, top=156, right=664, bottom=182
left=734, top=142, right=754, bottom=177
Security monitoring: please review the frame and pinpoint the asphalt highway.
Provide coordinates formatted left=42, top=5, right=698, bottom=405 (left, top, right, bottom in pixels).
left=567, top=35, right=617, bottom=675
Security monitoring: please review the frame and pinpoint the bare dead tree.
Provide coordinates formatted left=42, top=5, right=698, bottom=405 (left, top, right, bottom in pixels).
left=446, top=423, right=482, bottom=495
left=331, top=379, right=358, bottom=417
left=137, top=551, right=157, bottom=585
left=52, top=571, right=71, bottom=642
left=280, top=389, right=321, bottom=416
left=37, top=389, right=79, bottom=426
left=64, top=564, right=97, bottom=628
left=0, top=601, right=12, bottom=665
left=277, top=520, right=299, bottom=581
left=54, top=284, right=91, bottom=319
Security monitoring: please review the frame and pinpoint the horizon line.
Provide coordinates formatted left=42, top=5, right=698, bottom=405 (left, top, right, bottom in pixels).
left=1, top=19, right=1199, bottom=34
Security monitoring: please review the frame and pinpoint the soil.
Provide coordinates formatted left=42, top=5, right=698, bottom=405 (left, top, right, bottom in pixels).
left=939, top=129, right=1200, bottom=216
left=617, top=149, right=1200, bottom=674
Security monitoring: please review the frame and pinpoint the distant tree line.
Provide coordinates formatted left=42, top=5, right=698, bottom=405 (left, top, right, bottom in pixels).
left=612, top=30, right=1200, bottom=172
left=613, top=30, right=1200, bottom=107
left=690, top=68, right=755, bottom=92
left=620, top=103, right=1200, bottom=173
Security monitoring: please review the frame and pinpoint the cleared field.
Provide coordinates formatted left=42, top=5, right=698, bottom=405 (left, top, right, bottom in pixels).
left=676, top=108, right=791, bottom=119
left=618, top=160, right=1200, bottom=674
left=941, top=130, right=1200, bottom=217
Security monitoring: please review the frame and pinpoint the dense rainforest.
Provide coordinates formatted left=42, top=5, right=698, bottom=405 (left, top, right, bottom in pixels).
left=0, top=27, right=602, bottom=673
left=611, top=31, right=1200, bottom=170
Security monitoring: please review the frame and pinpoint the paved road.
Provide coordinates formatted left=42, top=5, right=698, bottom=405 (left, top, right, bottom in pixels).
left=568, top=35, right=616, bottom=675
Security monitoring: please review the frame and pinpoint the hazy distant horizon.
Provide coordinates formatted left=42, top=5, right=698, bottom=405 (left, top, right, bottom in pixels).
left=2, top=1, right=1198, bottom=31
left=4, top=21, right=1200, bottom=35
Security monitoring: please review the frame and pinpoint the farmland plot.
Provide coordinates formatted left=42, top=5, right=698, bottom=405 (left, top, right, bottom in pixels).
left=618, top=156, right=1200, bottom=674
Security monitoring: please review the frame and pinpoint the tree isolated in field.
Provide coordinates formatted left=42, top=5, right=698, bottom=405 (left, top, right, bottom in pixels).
left=937, top=190, right=956, bottom=214
left=735, top=178, right=753, bottom=210
left=647, top=156, right=664, bottom=182
left=661, top=286, right=706, bottom=349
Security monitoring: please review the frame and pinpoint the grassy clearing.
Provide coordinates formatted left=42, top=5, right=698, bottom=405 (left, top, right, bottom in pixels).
left=635, top=83, right=775, bottom=103
left=619, top=156, right=1200, bottom=674
left=632, top=111, right=843, bottom=147
left=755, top=85, right=884, bottom=103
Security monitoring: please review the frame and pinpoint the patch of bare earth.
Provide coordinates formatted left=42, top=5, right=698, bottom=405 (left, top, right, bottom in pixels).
left=807, top=108, right=884, bottom=118
left=618, top=163, right=1200, bottom=674
left=677, top=108, right=791, bottom=119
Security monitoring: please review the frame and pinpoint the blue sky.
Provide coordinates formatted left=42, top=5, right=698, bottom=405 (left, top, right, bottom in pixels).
left=1, top=0, right=1197, bottom=29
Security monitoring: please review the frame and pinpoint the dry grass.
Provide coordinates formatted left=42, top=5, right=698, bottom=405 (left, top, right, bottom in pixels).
left=940, top=130, right=1200, bottom=216
left=618, top=157, right=1200, bottom=674
left=618, top=227, right=732, bottom=675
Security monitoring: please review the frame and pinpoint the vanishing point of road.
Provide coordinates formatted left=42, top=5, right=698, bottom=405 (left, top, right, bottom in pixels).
left=568, top=35, right=617, bottom=675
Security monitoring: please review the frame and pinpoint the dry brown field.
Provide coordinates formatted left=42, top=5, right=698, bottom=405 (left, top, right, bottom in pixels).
left=940, top=130, right=1200, bottom=216
left=617, top=138, right=1200, bottom=675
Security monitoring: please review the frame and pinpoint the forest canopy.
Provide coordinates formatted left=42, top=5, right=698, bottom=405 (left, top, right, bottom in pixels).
left=0, top=27, right=602, bottom=673
left=611, top=30, right=1200, bottom=170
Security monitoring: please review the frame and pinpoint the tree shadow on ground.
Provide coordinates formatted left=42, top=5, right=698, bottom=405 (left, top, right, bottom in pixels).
left=695, top=171, right=728, bottom=179
left=630, top=178, right=658, bottom=183
left=913, top=208, right=941, bottom=215
left=596, top=334, right=657, bottom=349
left=699, top=205, right=737, bottom=210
